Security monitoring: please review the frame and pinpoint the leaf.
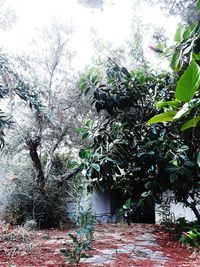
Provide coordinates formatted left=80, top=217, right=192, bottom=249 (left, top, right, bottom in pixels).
left=192, top=53, right=200, bottom=61
left=146, top=111, right=177, bottom=124
left=145, top=181, right=153, bottom=190
left=85, top=119, right=93, bottom=128
left=171, top=50, right=182, bottom=72
left=183, top=23, right=197, bottom=40
left=172, top=159, right=178, bottom=166
left=141, top=191, right=150, bottom=198
left=175, top=61, right=200, bottom=102
left=82, top=132, right=90, bottom=140
left=80, top=254, right=92, bottom=259
left=79, top=76, right=88, bottom=92
left=60, top=249, right=70, bottom=257
left=173, top=103, right=189, bottom=119
left=124, top=198, right=132, bottom=209
left=156, top=99, right=180, bottom=108
left=76, top=127, right=88, bottom=134
left=79, top=148, right=93, bottom=160
left=181, top=116, right=200, bottom=131
left=174, top=25, right=185, bottom=42
left=183, top=41, right=194, bottom=55
left=68, top=233, right=78, bottom=243
left=197, top=151, right=200, bottom=167
left=197, top=0, right=200, bottom=11
left=67, top=161, right=79, bottom=169
left=91, top=163, right=100, bottom=172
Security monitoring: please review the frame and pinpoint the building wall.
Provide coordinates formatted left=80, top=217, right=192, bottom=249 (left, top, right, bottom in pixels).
left=92, top=188, right=111, bottom=223
left=155, top=191, right=199, bottom=223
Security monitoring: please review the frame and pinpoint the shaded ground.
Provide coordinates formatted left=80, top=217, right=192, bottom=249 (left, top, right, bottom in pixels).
left=0, top=223, right=199, bottom=266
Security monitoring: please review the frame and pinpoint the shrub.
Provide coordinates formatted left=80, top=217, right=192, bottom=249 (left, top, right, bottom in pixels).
left=2, top=174, right=72, bottom=228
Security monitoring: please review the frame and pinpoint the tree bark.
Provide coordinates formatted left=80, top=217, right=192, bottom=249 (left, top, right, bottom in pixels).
left=26, top=136, right=45, bottom=189
left=44, top=125, right=68, bottom=179
left=183, top=199, right=200, bottom=223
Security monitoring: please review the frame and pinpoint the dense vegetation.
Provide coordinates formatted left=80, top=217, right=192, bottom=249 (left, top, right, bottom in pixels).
left=77, top=9, right=200, bottom=222
left=0, top=0, right=199, bottom=232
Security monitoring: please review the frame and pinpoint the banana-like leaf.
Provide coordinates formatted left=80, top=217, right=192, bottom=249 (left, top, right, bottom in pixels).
left=180, top=116, right=200, bottom=131
left=175, top=61, right=200, bottom=102
left=147, top=111, right=177, bottom=124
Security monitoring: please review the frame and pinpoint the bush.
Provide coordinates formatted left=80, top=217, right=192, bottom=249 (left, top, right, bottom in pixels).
left=179, top=228, right=200, bottom=248
left=2, top=174, right=72, bottom=228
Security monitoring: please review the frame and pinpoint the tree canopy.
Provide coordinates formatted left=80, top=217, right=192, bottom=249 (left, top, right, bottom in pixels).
left=77, top=14, right=200, bottom=222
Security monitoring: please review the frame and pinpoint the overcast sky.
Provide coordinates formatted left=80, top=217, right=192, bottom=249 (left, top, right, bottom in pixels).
left=0, top=0, right=180, bottom=70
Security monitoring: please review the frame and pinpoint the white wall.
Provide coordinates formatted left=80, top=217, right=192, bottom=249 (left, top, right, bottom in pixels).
left=92, top=188, right=111, bottom=222
left=155, top=191, right=199, bottom=223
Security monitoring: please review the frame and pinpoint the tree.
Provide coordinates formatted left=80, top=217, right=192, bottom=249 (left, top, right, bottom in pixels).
left=1, top=22, right=95, bottom=227
left=149, top=0, right=200, bottom=24
left=0, top=53, right=40, bottom=148
left=147, top=15, right=200, bottom=221
left=77, top=19, right=200, bottom=221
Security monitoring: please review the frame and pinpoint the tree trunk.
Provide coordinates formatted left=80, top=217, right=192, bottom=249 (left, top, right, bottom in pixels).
left=44, top=125, right=68, bottom=179
left=26, top=136, right=45, bottom=189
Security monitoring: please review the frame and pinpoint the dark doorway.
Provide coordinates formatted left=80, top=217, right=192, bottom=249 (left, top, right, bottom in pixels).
left=111, top=186, right=155, bottom=224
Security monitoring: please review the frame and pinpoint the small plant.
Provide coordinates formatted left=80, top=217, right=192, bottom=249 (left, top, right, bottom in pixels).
left=179, top=228, right=200, bottom=248
left=1, top=220, right=11, bottom=234
left=61, top=206, right=95, bottom=265
left=156, top=198, right=176, bottom=229
left=122, top=198, right=133, bottom=226
left=23, top=219, right=37, bottom=231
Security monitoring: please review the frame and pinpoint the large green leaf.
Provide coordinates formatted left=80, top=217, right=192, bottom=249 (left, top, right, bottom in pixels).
left=180, top=116, right=200, bottom=131
left=173, top=103, right=189, bottom=119
left=171, top=50, right=182, bottom=72
left=147, top=111, right=177, bottom=124
left=183, top=23, right=197, bottom=40
left=196, top=0, right=200, bottom=11
left=175, top=61, right=200, bottom=102
left=156, top=99, right=180, bottom=108
left=174, top=25, right=185, bottom=42
left=193, top=53, right=200, bottom=61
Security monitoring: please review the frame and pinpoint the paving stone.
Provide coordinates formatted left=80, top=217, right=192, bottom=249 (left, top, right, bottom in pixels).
left=116, top=244, right=135, bottom=253
left=44, top=239, right=69, bottom=244
left=82, top=254, right=114, bottom=265
left=99, top=244, right=134, bottom=255
left=131, top=246, right=170, bottom=261
left=137, top=240, right=157, bottom=247
left=135, top=233, right=156, bottom=241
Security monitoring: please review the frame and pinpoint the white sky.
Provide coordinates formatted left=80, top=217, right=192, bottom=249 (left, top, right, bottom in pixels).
left=0, top=0, right=180, bottom=70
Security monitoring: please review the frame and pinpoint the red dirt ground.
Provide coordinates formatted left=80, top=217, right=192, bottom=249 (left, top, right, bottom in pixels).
left=0, top=223, right=199, bottom=266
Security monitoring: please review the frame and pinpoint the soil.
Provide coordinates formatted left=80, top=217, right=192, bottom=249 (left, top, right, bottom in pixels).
left=0, top=223, right=199, bottom=266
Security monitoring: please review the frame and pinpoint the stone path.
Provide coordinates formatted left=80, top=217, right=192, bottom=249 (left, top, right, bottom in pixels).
left=0, top=223, right=199, bottom=266
left=81, top=224, right=199, bottom=267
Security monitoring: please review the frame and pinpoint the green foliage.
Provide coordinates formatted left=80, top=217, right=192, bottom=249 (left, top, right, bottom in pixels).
left=148, top=21, right=200, bottom=132
left=76, top=18, right=200, bottom=222
left=147, top=111, right=176, bottom=124
left=77, top=32, right=200, bottom=223
left=2, top=170, right=72, bottom=228
left=61, top=206, right=94, bottom=265
left=197, top=0, right=200, bottom=11
left=76, top=119, right=94, bottom=140
left=175, top=61, right=200, bottom=102
left=179, top=228, right=200, bottom=247
left=79, top=67, right=102, bottom=94
left=180, top=116, right=200, bottom=131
